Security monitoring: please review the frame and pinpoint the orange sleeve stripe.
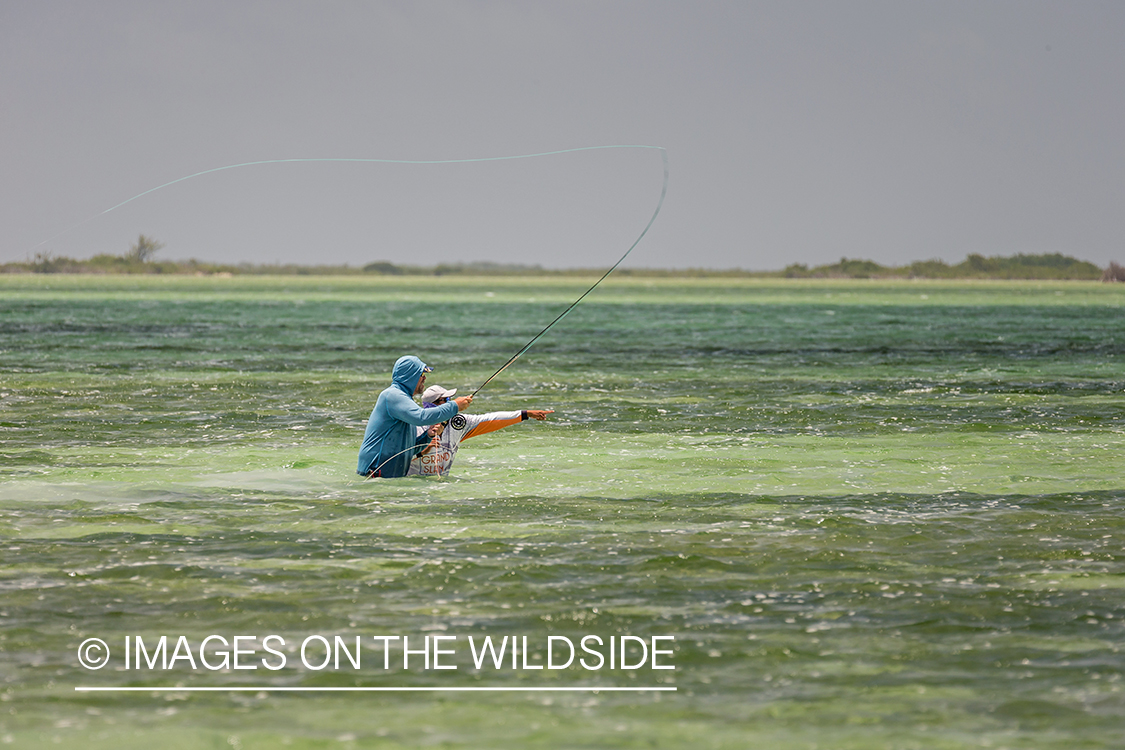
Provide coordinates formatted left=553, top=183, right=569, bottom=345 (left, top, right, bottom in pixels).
left=463, top=416, right=523, bottom=441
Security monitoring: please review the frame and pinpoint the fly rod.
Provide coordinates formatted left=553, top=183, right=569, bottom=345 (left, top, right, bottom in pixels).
left=470, top=146, right=668, bottom=397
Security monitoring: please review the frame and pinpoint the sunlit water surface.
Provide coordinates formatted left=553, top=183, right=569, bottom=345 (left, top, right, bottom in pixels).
left=1, top=276, right=1123, bottom=748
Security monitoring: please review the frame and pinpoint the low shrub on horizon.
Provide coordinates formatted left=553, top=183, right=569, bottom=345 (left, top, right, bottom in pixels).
left=2, top=252, right=1119, bottom=281
left=780, top=253, right=1104, bottom=280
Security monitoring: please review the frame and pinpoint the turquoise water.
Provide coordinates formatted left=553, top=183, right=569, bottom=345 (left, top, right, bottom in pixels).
left=1, top=275, right=1123, bottom=748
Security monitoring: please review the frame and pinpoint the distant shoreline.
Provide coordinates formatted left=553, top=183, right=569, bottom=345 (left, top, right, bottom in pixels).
left=5, top=252, right=1123, bottom=281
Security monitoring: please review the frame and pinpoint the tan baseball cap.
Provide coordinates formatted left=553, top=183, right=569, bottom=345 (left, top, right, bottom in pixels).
left=421, top=385, right=457, bottom=404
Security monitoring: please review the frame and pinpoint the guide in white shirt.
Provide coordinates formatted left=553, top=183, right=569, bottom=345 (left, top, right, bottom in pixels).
left=408, top=385, right=554, bottom=477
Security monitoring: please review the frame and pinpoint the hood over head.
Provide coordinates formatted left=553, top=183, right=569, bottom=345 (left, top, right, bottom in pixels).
left=391, top=355, right=432, bottom=394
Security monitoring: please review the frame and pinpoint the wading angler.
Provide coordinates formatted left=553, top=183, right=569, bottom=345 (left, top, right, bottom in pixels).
left=357, top=356, right=473, bottom=478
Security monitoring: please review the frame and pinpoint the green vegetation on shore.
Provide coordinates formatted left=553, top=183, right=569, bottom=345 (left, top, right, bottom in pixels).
left=4, top=237, right=1121, bottom=281
left=781, top=253, right=1113, bottom=280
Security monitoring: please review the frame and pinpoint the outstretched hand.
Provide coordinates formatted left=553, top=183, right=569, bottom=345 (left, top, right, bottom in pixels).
left=527, top=409, right=554, bottom=421
left=454, top=395, right=473, bottom=410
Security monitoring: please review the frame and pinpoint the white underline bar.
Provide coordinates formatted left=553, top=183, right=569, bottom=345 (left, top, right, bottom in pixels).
left=75, top=686, right=675, bottom=692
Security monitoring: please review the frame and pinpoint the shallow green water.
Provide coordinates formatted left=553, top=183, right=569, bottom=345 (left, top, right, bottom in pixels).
left=1, top=276, right=1123, bottom=748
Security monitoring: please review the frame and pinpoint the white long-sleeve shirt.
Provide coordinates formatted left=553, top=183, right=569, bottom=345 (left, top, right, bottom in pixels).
left=408, top=410, right=527, bottom=477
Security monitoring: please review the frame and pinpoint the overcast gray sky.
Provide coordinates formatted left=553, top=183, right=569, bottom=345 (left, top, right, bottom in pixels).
left=3, top=1, right=1123, bottom=270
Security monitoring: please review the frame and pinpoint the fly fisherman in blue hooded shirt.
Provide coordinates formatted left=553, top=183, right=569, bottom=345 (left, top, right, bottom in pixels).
left=357, top=356, right=473, bottom=478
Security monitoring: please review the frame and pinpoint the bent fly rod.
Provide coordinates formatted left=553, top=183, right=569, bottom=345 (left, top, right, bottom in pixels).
left=469, top=146, right=668, bottom=397
left=370, top=146, right=666, bottom=478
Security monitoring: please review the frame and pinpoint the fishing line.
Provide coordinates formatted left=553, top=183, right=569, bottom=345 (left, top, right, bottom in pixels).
left=369, top=441, right=437, bottom=478
left=28, top=145, right=665, bottom=253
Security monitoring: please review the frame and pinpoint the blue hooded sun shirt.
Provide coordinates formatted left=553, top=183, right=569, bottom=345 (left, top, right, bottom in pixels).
left=357, top=356, right=460, bottom=478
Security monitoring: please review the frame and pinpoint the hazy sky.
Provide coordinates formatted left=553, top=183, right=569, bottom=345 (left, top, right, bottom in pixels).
left=3, top=1, right=1124, bottom=270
